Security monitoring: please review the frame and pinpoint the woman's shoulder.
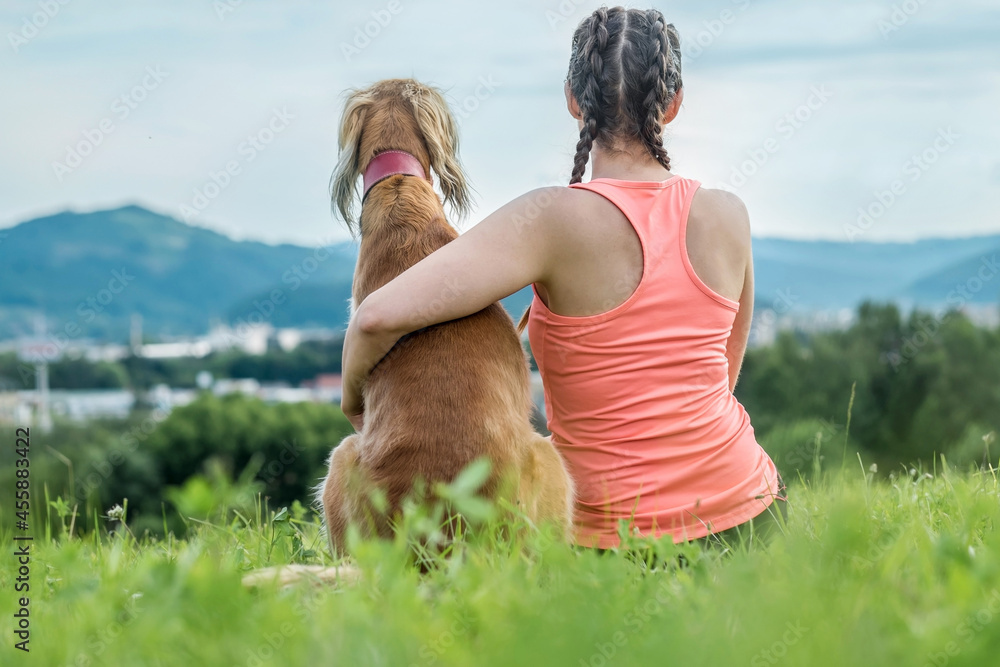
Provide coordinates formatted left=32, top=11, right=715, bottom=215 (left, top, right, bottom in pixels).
left=689, top=186, right=752, bottom=251
left=507, top=183, right=749, bottom=241
left=685, top=186, right=752, bottom=302
left=508, top=184, right=620, bottom=231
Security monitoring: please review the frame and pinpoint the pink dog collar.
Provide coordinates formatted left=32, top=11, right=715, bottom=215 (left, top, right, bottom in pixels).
left=362, top=150, right=426, bottom=200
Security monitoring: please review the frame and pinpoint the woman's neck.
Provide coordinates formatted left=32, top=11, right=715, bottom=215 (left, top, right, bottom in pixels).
left=588, top=141, right=673, bottom=182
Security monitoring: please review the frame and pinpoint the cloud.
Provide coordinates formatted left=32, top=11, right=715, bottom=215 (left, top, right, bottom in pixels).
left=1, top=0, right=997, bottom=243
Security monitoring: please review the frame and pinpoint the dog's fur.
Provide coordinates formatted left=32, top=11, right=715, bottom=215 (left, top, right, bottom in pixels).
left=320, top=79, right=574, bottom=554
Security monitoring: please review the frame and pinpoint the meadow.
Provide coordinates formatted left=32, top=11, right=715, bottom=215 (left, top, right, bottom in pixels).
left=1, top=303, right=997, bottom=666
left=2, top=458, right=999, bottom=667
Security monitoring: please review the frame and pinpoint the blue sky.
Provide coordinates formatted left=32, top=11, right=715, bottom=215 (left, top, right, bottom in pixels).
left=2, top=0, right=998, bottom=244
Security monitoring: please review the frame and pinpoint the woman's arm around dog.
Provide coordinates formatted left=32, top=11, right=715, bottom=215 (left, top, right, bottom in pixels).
left=340, top=187, right=574, bottom=428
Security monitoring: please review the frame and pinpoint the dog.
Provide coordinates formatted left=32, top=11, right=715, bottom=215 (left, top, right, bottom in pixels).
left=320, top=79, right=574, bottom=556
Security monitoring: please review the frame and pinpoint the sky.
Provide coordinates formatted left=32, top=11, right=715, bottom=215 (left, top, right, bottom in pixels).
left=2, top=0, right=999, bottom=245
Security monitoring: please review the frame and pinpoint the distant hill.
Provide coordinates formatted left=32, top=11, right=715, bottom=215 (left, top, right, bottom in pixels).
left=0, top=206, right=357, bottom=340
left=752, top=235, right=1000, bottom=309
left=901, top=246, right=1000, bottom=305
left=1, top=205, right=997, bottom=341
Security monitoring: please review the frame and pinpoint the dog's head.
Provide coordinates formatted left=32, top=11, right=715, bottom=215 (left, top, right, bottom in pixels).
left=330, top=79, right=472, bottom=233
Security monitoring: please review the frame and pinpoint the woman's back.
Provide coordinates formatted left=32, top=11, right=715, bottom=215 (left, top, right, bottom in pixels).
left=533, top=175, right=751, bottom=316
left=529, top=175, right=779, bottom=548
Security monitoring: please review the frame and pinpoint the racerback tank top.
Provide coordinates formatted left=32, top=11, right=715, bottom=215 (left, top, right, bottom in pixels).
left=528, top=175, right=780, bottom=548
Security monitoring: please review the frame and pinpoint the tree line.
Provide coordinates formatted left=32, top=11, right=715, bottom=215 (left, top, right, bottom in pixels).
left=1, top=301, right=997, bottom=532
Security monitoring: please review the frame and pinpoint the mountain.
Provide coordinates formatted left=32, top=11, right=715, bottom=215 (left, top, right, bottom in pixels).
left=752, top=236, right=1000, bottom=310
left=0, top=206, right=357, bottom=340
left=1, top=205, right=997, bottom=341
left=901, top=248, right=1000, bottom=306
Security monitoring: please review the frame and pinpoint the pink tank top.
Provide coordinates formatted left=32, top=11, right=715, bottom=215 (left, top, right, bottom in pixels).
left=528, top=175, right=780, bottom=548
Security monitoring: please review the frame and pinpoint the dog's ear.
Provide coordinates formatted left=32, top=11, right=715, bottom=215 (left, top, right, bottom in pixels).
left=407, top=84, right=473, bottom=221
left=330, top=89, right=375, bottom=233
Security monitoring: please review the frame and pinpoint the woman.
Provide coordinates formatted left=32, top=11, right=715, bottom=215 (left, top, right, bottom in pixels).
left=340, top=6, right=784, bottom=549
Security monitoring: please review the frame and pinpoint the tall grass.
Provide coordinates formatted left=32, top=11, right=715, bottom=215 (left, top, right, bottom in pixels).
left=1, top=461, right=999, bottom=666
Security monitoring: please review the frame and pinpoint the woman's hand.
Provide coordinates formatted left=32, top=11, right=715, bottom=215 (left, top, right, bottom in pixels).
left=345, top=410, right=364, bottom=432
left=340, top=375, right=365, bottom=431
left=339, top=299, right=400, bottom=431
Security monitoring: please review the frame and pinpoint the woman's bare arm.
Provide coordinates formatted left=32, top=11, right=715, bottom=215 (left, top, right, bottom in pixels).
left=726, top=253, right=754, bottom=391
left=688, top=187, right=754, bottom=392
left=339, top=187, right=565, bottom=427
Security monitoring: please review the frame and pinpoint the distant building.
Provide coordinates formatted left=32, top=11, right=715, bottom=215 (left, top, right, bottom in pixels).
left=748, top=308, right=855, bottom=348
left=258, top=384, right=315, bottom=404
left=0, top=392, right=30, bottom=426
left=83, top=343, right=131, bottom=362
left=0, top=371, right=350, bottom=428
left=213, top=378, right=262, bottom=396
left=300, top=373, right=342, bottom=403
left=0, top=338, right=130, bottom=362
left=148, top=384, right=198, bottom=411
left=126, top=324, right=344, bottom=359
left=17, top=389, right=135, bottom=421
left=962, top=304, right=1000, bottom=328
left=140, top=341, right=213, bottom=359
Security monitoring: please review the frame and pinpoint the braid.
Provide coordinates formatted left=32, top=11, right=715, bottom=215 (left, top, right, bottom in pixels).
left=638, top=9, right=674, bottom=171
left=667, top=23, right=683, bottom=91
left=569, top=8, right=610, bottom=184
left=565, top=8, right=683, bottom=183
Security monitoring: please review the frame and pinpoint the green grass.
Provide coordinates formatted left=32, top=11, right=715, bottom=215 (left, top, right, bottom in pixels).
left=2, top=462, right=1000, bottom=666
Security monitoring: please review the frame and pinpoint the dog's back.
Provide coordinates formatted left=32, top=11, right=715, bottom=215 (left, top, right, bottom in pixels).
left=321, top=78, right=572, bottom=552
left=354, top=176, right=532, bottom=508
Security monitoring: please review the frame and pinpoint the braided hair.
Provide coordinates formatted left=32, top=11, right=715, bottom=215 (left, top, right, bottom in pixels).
left=566, top=7, right=683, bottom=184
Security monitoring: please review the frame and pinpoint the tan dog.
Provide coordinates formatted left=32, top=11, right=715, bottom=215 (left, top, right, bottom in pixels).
left=320, top=79, right=573, bottom=555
